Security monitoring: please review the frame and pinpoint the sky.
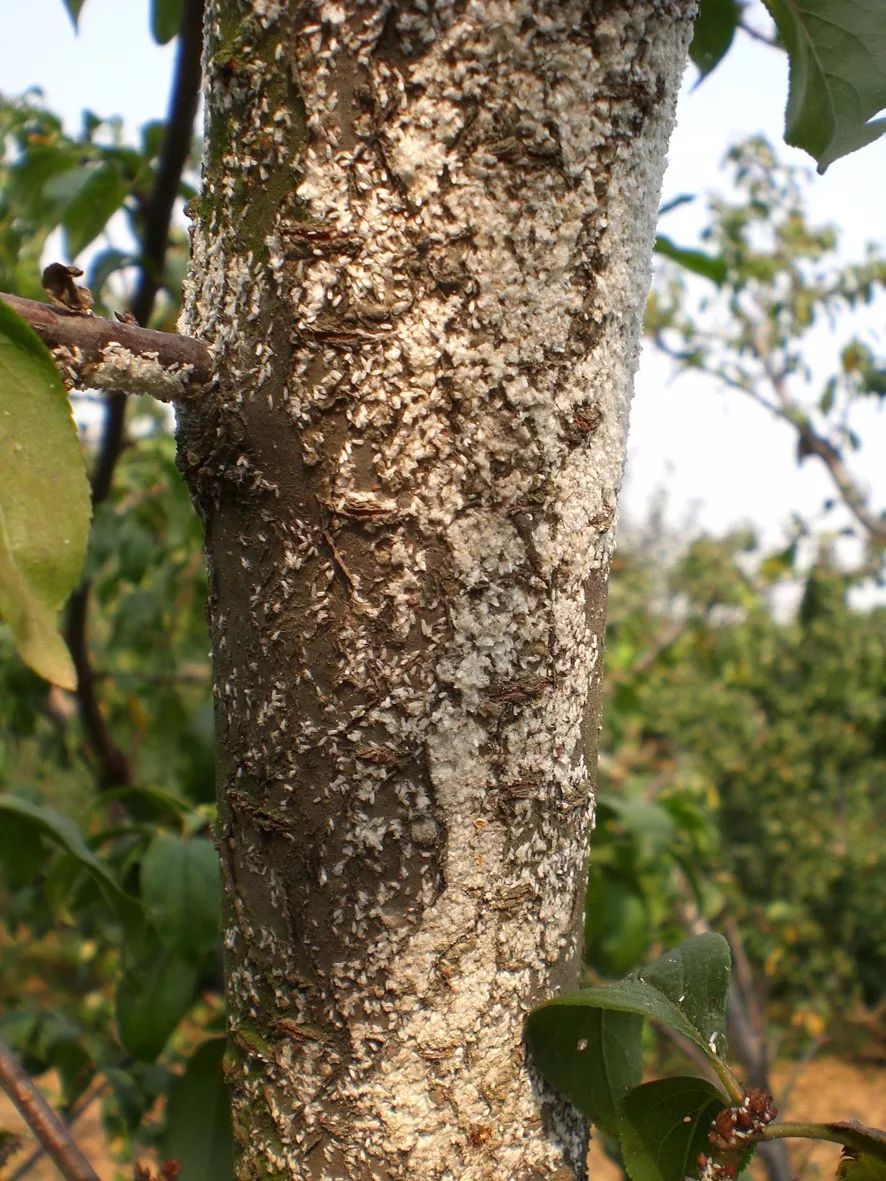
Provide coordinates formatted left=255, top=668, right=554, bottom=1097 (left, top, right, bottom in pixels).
left=2, top=0, right=884, bottom=554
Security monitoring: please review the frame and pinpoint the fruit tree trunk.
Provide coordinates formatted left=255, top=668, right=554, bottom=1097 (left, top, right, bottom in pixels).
left=178, top=2, right=694, bottom=1177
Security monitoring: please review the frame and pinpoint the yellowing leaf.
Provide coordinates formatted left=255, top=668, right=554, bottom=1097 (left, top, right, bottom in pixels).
left=0, top=301, right=91, bottom=688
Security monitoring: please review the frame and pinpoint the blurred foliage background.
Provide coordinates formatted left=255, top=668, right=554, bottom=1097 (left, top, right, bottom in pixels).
left=0, top=8, right=884, bottom=1179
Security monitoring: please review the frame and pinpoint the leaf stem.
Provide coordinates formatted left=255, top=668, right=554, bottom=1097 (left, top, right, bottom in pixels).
left=761, top=1122, right=886, bottom=1163
left=708, top=1055, right=745, bottom=1105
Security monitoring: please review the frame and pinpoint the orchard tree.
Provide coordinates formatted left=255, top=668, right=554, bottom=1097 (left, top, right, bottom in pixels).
left=176, top=7, right=688, bottom=1176
left=0, top=3, right=884, bottom=1180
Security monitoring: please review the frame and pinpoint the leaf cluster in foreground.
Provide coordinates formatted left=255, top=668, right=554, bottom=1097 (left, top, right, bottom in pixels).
left=528, top=935, right=886, bottom=1181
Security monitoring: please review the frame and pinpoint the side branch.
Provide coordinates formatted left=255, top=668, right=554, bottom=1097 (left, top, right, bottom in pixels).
left=0, top=292, right=213, bottom=402
left=0, top=1034, right=101, bottom=1181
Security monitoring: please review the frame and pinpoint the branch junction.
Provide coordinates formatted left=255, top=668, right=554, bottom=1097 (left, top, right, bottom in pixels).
left=1, top=292, right=213, bottom=402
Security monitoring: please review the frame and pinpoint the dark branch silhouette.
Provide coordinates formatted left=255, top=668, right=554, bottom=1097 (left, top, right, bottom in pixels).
left=65, top=0, right=205, bottom=791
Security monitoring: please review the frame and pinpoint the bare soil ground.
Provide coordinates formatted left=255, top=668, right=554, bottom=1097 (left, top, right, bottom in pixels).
left=1, top=1056, right=884, bottom=1180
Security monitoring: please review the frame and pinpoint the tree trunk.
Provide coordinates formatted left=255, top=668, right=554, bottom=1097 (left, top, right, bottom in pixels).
left=177, top=2, right=694, bottom=1177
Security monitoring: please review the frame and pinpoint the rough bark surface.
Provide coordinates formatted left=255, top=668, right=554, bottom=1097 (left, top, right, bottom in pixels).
left=178, top=2, right=693, bottom=1177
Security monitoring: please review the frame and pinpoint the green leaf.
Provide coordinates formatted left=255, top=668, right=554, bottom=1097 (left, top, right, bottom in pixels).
left=528, top=936, right=733, bottom=1122
left=31, top=1012, right=93, bottom=1109
left=44, top=164, right=128, bottom=259
left=659, top=194, right=696, bottom=217
left=655, top=235, right=728, bottom=285
left=0, top=794, right=135, bottom=915
left=51, top=1039, right=94, bottom=1109
left=86, top=248, right=135, bottom=311
left=102, top=1063, right=171, bottom=1139
left=839, top=1153, right=886, bottom=1181
left=637, top=934, right=731, bottom=1056
left=64, top=168, right=128, bottom=258
left=618, top=1077, right=729, bottom=1181
left=585, top=872, right=651, bottom=977
left=604, top=796, right=677, bottom=860
left=81, top=110, right=103, bottom=141
left=151, top=0, right=183, bottom=43
left=117, top=950, right=198, bottom=1060
left=818, top=376, right=837, bottom=414
left=8, top=147, right=77, bottom=229
left=761, top=0, right=886, bottom=171
left=690, top=0, right=742, bottom=81
left=531, top=979, right=705, bottom=1065
left=60, top=0, right=86, bottom=30
left=0, top=302, right=90, bottom=688
left=141, top=833, right=221, bottom=960
left=526, top=1002, right=643, bottom=1136
left=141, top=120, right=169, bottom=160
left=89, top=784, right=191, bottom=822
left=0, top=811, right=45, bottom=888
left=164, top=1039, right=234, bottom=1181
left=0, top=1012, right=42, bottom=1074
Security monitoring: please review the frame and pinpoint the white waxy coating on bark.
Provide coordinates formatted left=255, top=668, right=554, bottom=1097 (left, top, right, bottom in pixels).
left=84, top=342, right=197, bottom=402
left=181, top=1, right=694, bottom=1177
left=50, top=340, right=200, bottom=402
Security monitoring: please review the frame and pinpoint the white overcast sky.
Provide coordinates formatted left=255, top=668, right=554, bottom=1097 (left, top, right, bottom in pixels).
left=3, top=0, right=884, bottom=551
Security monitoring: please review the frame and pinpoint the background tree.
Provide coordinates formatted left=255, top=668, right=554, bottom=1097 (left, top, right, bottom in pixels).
left=584, top=144, right=885, bottom=1181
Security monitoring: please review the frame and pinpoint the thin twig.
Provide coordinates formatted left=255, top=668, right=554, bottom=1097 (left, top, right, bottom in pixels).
left=763, top=1121, right=886, bottom=1163
left=752, top=327, right=886, bottom=546
left=89, top=0, right=206, bottom=485
left=0, top=1035, right=101, bottom=1181
left=653, top=331, right=886, bottom=546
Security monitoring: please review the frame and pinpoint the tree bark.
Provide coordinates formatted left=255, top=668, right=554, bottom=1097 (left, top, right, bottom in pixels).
left=177, top=2, right=694, bottom=1177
